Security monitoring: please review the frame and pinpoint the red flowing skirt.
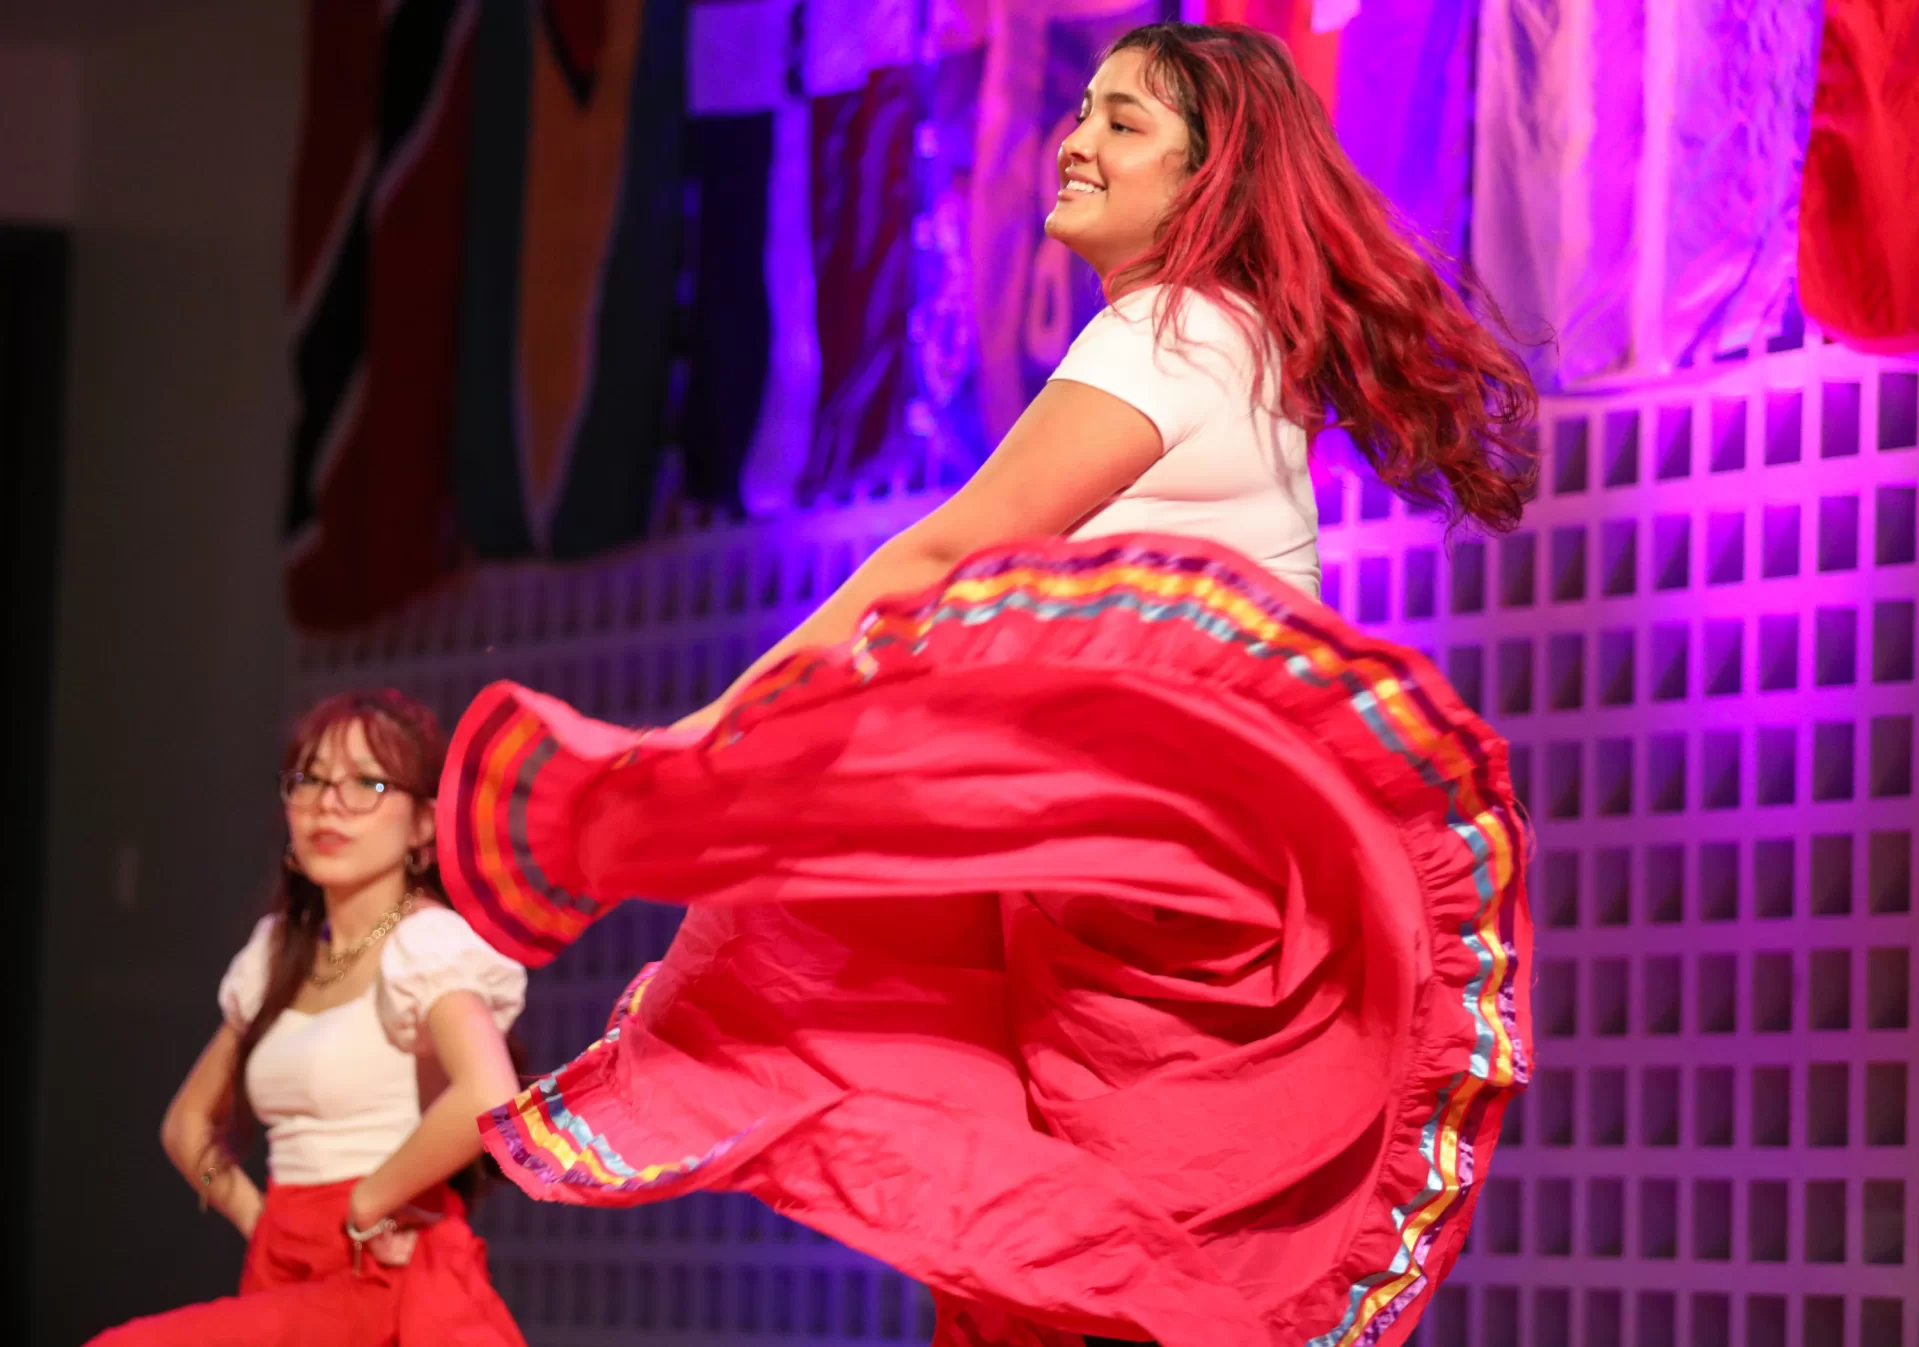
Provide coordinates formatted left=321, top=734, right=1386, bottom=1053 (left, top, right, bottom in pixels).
left=438, top=535, right=1534, bottom=1347
left=87, top=1180, right=523, bottom=1347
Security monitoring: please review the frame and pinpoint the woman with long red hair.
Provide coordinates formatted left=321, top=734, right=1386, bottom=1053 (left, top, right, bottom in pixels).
left=439, top=23, right=1534, bottom=1347
left=91, top=691, right=527, bottom=1347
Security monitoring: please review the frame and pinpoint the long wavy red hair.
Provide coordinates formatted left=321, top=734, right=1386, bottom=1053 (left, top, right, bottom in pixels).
left=1105, top=22, right=1538, bottom=532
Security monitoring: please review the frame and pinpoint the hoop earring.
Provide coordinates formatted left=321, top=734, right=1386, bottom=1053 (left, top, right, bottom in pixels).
left=405, top=847, right=428, bottom=877
left=284, top=842, right=303, bottom=874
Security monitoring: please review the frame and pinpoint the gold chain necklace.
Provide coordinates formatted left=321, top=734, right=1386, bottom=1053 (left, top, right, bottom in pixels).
left=309, top=890, right=417, bottom=987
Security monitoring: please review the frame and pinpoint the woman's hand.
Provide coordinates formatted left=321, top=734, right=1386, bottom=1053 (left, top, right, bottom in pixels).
left=365, top=1224, right=421, bottom=1268
left=348, top=1183, right=442, bottom=1269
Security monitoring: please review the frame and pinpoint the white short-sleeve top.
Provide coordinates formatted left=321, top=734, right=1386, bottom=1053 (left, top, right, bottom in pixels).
left=1049, top=284, right=1320, bottom=597
left=217, top=905, right=527, bottom=1186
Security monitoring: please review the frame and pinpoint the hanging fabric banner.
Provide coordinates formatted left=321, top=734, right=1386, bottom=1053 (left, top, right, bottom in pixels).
left=685, top=0, right=816, bottom=516
left=1798, top=0, right=1919, bottom=354
left=285, top=0, right=695, bottom=631
left=454, top=0, right=688, bottom=560
left=687, top=0, right=1155, bottom=507
left=1471, top=0, right=1649, bottom=388
left=801, top=0, right=922, bottom=498
left=970, top=0, right=1162, bottom=447
left=1473, top=0, right=1824, bottom=390
left=1327, top=0, right=1472, bottom=261
left=285, top=0, right=477, bottom=632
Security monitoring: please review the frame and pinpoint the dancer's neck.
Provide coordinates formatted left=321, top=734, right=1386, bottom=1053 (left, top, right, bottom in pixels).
left=322, top=870, right=410, bottom=952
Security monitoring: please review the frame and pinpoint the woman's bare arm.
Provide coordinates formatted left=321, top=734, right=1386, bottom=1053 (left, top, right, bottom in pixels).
left=676, top=380, right=1164, bottom=731
left=346, top=990, right=520, bottom=1232
left=159, top=1023, right=265, bottom=1239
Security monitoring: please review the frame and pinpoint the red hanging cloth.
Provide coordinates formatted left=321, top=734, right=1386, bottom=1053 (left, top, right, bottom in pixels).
left=1798, top=0, right=1919, bottom=353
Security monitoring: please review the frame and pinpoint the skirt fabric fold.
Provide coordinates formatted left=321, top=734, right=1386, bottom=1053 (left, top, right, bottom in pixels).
left=437, top=534, right=1533, bottom=1347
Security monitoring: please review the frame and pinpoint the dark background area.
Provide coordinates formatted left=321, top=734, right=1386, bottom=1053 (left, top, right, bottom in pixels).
left=1, top=221, right=66, bottom=1346
left=2, top=7, right=297, bottom=1340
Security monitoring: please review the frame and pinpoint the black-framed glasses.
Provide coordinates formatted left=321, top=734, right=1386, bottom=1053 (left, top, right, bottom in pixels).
left=279, top=770, right=405, bottom=814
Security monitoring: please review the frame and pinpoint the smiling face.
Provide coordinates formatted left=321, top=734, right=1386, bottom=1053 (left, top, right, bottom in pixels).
left=284, top=718, right=433, bottom=894
left=1043, top=48, right=1193, bottom=282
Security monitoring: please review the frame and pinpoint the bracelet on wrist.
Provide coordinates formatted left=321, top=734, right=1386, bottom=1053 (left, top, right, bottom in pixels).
left=198, top=1159, right=226, bottom=1213
left=345, top=1215, right=398, bottom=1277
left=344, top=1215, right=397, bottom=1243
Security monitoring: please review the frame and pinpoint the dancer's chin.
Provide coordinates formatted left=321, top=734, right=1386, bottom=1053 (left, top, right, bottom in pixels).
left=1042, top=214, right=1091, bottom=256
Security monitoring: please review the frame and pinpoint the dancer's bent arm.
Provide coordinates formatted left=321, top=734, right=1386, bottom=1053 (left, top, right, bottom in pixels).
left=346, top=988, right=521, bottom=1236
left=161, top=1023, right=265, bottom=1239
left=676, top=378, right=1163, bottom=734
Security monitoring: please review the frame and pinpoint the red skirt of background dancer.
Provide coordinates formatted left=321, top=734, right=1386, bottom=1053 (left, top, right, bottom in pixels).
left=86, top=1180, right=523, bottom=1347
left=437, top=534, right=1535, bottom=1347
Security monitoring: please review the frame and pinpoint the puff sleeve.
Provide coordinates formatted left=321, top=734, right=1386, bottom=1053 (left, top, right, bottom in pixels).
left=216, top=915, right=279, bottom=1031
left=375, top=906, right=528, bottom=1055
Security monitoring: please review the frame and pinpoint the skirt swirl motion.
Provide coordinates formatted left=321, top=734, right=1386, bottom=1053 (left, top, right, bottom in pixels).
left=439, top=534, right=1534, bottom=1347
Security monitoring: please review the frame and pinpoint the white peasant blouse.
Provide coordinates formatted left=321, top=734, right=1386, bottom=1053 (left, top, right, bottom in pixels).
left=216, top=905, right=527, bottom=1186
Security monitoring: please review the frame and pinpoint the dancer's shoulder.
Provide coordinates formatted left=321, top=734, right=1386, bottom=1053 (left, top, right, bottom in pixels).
left=375, top=903, right=528, bottom=1053
left=216, top=914, right=280, bottom=1030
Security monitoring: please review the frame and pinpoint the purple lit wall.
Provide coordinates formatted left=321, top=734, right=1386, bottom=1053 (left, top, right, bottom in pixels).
left=285, top=3, right=1917, bottom=1344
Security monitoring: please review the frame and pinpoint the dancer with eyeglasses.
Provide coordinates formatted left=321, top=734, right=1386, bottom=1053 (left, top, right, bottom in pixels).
left=437, top=22, right=1535, bottom=1347
left=89, top=690, right=528, bottom=1347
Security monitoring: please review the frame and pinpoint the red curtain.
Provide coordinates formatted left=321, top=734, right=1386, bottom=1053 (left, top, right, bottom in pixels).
left=1202, top=0, right=1341, bottom=114
left=1798, top=0, right=1919, bottom=353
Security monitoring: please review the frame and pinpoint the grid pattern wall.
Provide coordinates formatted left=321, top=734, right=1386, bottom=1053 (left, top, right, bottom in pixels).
left=1311, top=340, right=1917, bottom=1347
left=287, top=341, right=1917, bottom=1347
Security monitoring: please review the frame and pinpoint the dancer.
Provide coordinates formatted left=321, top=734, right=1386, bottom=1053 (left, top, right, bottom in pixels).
left=91, top=691, right=528, bottom=1347
left=443, top=23, right=1534, bottom=1347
